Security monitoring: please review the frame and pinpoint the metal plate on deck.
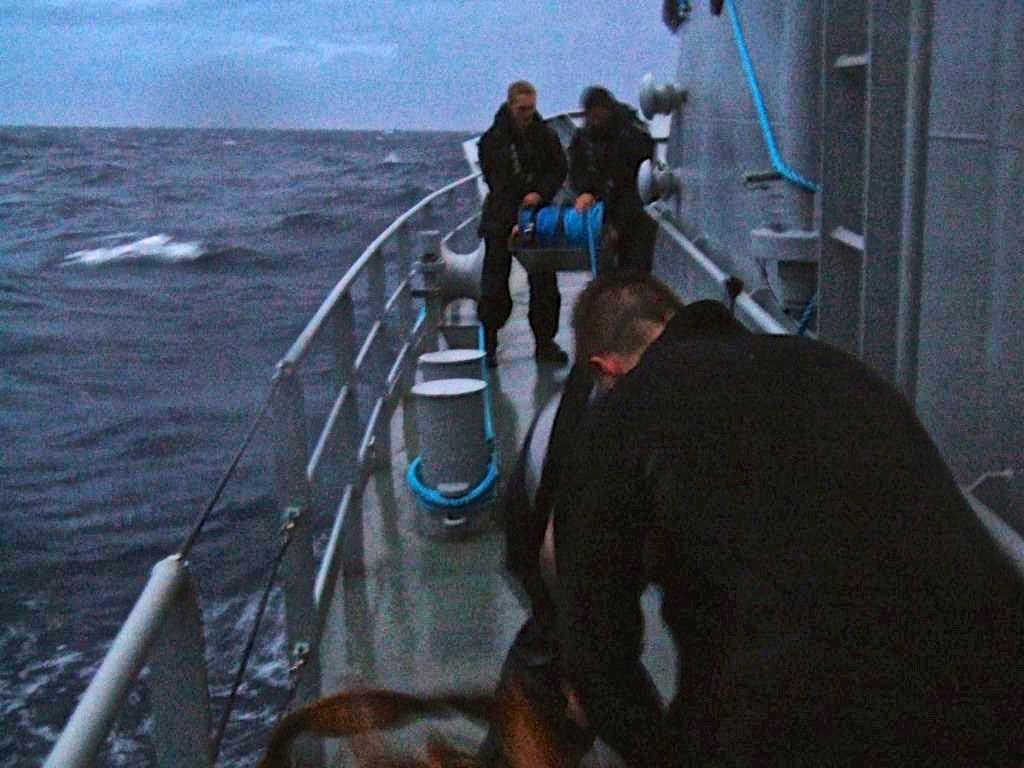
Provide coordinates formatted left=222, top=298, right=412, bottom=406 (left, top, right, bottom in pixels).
left=411, top=378, right=487, bottom=398
left=512, top=247, right=594, bottom=273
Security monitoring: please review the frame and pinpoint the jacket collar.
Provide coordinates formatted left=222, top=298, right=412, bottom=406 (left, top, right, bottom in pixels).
left=639, top=300, right=748, bottom=366
left=493, top=103, right=546, bottom=138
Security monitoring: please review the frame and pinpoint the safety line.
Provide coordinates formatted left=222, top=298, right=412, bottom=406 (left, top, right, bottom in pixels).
left=725, top=0, right=819, bottom=192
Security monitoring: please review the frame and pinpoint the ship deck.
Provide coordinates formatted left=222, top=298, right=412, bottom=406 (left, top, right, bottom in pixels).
left=316, top=266, right=677, bottom=764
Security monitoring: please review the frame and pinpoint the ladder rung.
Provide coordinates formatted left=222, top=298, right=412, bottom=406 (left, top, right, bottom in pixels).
left=834, top=53, right=869, bottom=69
left=830, top=226, right=865, bottom=252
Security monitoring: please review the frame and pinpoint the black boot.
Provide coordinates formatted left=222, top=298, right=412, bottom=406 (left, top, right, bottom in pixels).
left=534, top=339, right=568, bottom=364
left=484, top=328, right=499, bottom=368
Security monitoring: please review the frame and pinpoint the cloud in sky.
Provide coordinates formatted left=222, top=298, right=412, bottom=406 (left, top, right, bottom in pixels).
left=0, top=0, right=679, bottom=129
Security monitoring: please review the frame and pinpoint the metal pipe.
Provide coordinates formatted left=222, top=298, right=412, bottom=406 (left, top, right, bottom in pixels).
left=44, top=557, right=189, bottom=768
left=270, top=372, right=324, bottom=768
left=315, top=485, right=355, bottom=634
left=307, top=384, right=353, bottom=483
left=280, top=171, right=480, bottom=368
left=963, top=471, right=1024, bottom=581
left=895, top=0, right=934, bottom=404
left=650, top=208, right=788, bottom=334
left=149, top=566, right=212, bottom=768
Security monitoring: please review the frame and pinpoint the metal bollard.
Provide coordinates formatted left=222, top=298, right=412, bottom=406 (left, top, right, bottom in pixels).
left=416, top=349, right=486, bottom=383
left=411, top=378, right=489, bottom=492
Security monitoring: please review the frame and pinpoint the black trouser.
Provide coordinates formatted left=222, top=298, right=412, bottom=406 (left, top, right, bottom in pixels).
left=611, top=211, right=658, bottom=273
left=478, top=617, right=593, bottom=767
left=479, top=234, right=560, bottom=348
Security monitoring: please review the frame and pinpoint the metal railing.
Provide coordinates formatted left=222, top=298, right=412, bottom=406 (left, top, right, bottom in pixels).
left=649, top=205, right=789, bottom=334
left=45, top=108, right=789, bottom=768
left=44, top=171, right=482, bottom=768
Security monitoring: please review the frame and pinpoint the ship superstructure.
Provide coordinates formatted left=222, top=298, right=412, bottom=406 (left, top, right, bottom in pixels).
left=45, top=2, right=1022, bottom=766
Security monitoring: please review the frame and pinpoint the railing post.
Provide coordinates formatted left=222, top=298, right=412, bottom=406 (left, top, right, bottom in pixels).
left=422, top=198, right=436, bottom=230
left=417, top=229, right=444, bottom=353
left=397, top=222, right=420, bottom=460
left=270, top=364, right=324, bottom=768
left=149, top=556, right=213, bottom=768
left=367, top=255, right=392, bottom=468
left=328, top=294, right=367, bottom=578
left=331, top=294, right=362, bottom=484
left=444, top=187, right=458, bottom=225
left=397, top=222, right=415, bottom=336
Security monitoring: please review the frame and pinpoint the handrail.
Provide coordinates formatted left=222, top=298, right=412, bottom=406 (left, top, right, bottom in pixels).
left=280, top=171, right=480, bottom=369
left=649, top=206, right=789, bottom=334
left=45, top=168, right=481, bottom=768
left=724, top=0, right=819, bottom=192
left=44, top=557, right=205, bottom=768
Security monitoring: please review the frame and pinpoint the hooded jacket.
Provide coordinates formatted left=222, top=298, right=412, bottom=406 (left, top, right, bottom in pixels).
left=477, top=104, right=567, bottom=239
left=554, top=303, right=1024, bottom=767
left=568, top=101, right=654, bottom=227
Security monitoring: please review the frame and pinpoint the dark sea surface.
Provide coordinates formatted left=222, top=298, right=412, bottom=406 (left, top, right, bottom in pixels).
left=0, top=126, right=472, bottom=767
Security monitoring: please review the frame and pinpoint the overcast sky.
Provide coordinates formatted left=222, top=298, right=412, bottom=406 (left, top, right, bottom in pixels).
left=0, top=0, right=678, bottom=131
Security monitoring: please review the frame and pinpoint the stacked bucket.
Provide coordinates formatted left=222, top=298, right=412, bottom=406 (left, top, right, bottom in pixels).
left=407, top=331, right=496, bottom=536
left=406, top=232, right=497, bottom=536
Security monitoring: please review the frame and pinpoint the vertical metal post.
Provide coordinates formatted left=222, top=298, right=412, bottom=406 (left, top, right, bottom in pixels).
left=895, top=0, right=933, bottom=405
left=445, top=187, right=458, bottom=226
left=397, top=222, right=420, bottom=460
left=397, top=222, right=415, bottom=335
left=422, top=198, right=436, bottom=231
left=860, top=0, right=912, bottom=380
left=149, top=557, right=213, bottom=768
left=367, top=256, right=392, bottom=467
left=418, top=229, right=444, bottom=353
left=270, top=365, right=324, bottom=768
left=332, top=294, right=361, bottom=479
left=817, top=0, right=868, bottom=354
left=328, top=293, right=366, bottom=578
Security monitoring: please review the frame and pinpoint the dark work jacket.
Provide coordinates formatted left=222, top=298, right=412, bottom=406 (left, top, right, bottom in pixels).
left=503, top=363, right=594, bottom=630
left=478, top=104, right=567, bottom=239
left=554, top=303, right=1024, bottom=767
left=568, top=102, right=654, bottom=228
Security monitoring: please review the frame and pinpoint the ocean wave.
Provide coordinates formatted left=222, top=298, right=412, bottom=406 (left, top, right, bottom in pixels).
left=0, top=130, right=58, bottom=151
left=49, top=161, right=130, bottom=187
left=200, top=245, right=279, bottom=267
left=272, top=211, right=348, bottom=233
left=62, top=234, right=205, bottom=266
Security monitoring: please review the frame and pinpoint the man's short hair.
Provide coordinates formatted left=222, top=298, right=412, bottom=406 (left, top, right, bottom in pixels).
left=507, top=80, right=537, bottom=103
left=580, top=85, right=616, bottom=112
left=572, top=271, right=683, bottom=363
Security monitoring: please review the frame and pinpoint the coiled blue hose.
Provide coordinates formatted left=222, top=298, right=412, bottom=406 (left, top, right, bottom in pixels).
left=405, top=313, right=498, bottom=513
left=517, top=201, right=604, bottom=273
left=406, top=456, right=499, bottom=509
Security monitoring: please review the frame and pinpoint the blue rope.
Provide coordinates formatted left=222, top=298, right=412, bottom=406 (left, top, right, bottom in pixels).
left=724, top=0, right=819, bottom=193
left=404, top=318, right=497, bottom=511
left=796, top=294, right=817, bottom=335
left=406, top=456, right=499, bottom=509
left=517, top=202, right=604, bottom=266
left=585, top=205, right=600, bottom=276
left=477, top=323, right=495, bottom=443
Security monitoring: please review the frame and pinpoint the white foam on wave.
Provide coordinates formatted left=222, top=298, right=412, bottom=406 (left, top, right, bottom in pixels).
left=62, top=234, right=204, bottom=266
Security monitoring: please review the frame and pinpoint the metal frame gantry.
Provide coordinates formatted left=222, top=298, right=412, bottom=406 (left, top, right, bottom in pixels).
left=817, top=0, right=934, bottom=401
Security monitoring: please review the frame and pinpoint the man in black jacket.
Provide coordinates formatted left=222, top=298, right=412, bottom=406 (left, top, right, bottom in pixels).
left=478, top=81, right=568, bottom=368
left=482, top=277, right=686, bottom=767
left=554, top=272, right=1024, bottom=767
left=568, top=87, right=658, bottom=273
left=478, top=363, right=596, bottom=767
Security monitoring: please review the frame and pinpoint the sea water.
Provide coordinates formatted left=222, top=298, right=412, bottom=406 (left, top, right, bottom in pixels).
left=0, top=126, right=470, bottom=767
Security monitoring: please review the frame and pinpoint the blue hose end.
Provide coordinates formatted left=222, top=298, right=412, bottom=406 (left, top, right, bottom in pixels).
left=406, top=456, right=499, bottom=537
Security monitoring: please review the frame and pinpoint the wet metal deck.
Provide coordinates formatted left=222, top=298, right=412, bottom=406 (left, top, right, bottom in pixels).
left=317, top=266, right=677, bottom=763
